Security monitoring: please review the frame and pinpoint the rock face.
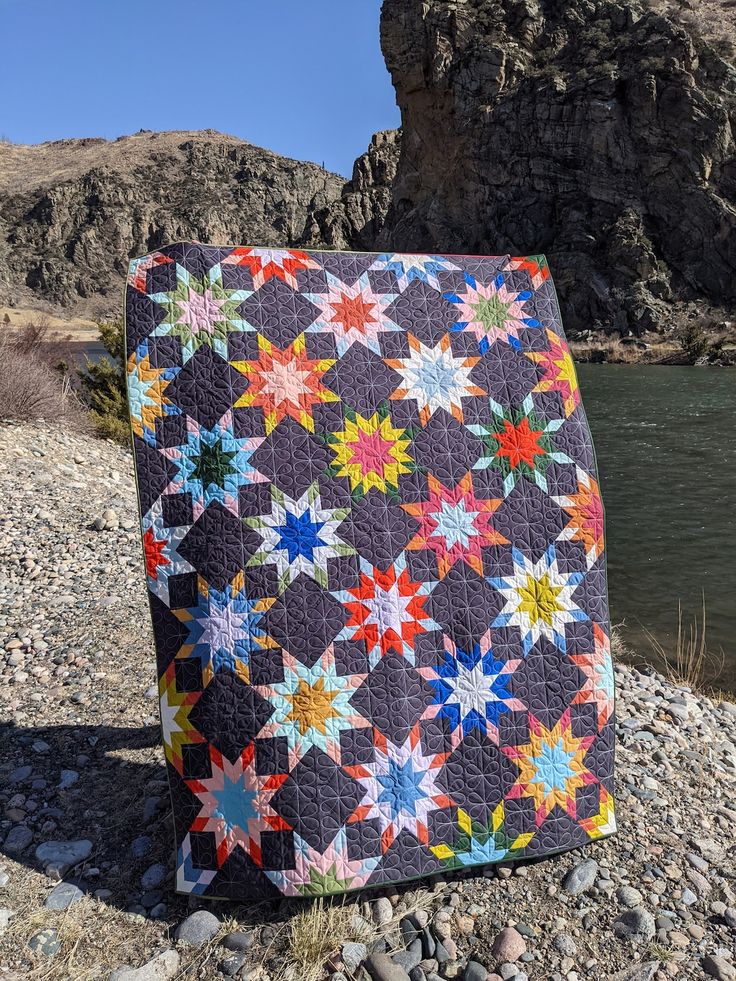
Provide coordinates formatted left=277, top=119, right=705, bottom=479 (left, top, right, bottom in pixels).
left=0, top=130, right=348, bottom=317
left=4, top=1, right=736, bottom=337
left=378, top=0, right=736, bottom=333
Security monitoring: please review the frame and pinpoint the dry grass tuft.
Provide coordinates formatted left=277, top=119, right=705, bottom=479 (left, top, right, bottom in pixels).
left=642, top=594, right=725, bottom=693
left=286, top=900, right=358, bottom=981
left=283, top=889, right=436, bottom=981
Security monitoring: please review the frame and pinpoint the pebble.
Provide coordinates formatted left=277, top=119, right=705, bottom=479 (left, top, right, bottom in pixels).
left=366, top=952, right=412, bottom=981
left=44, top=880, right=85, bottom=909
left=140, top=863, right=167, bottom=890
left=373, top=896, right=394, bottom=927
left=35, top=839, right=92, bottom=877
left=562, top=859, right=598, bottom=896
left=342, top=942, right=367, bottom=972
left=109, top=949, right=180, bottom=981
left=553, top=933, right=577, bottom=957
left=703, top=956, right=736, bottom=981
left=3, top=825, right=33, bottom=854
left=491, top=927, right=526, bottom=963
left=222, top=930, right=255, bottom=951
left=58, top=769, right=79, bottom=789
left=616, top=886, right=644, bottom=908
left=219, top=952, right=248, bottom=977
left=613, top=906, right=656, bottom=942
left=28, top=928, right=61, bottom=956
left=173, top=909, right=220, bottom=946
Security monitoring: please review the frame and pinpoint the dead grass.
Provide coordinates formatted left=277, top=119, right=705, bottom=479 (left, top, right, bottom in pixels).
left=569, top=336, right=681, bottom=364
left=642, top=595, right=725, bottom=693
left=283, top=889, right=436, bottom=981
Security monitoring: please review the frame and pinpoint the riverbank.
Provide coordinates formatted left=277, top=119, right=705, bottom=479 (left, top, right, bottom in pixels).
left=0, top=422, right=734, bottom=981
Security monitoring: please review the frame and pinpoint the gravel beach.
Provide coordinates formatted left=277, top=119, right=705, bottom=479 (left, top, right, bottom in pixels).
left=1, top=421, right=734, bottom=981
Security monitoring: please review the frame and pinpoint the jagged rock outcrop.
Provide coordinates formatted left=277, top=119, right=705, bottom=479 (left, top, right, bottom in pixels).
left=308, top=129, right=401, bottom=250
left=0, top=131, right=349, bottom=317
left=378, top=0, right=736, bottom=333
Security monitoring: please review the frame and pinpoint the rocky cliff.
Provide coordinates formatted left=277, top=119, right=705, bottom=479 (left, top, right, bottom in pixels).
left=378, top=0, right=736, bottom=334
left=0, top=131, right=349, bottom=318
left=3, top=0, right=736, bottom=337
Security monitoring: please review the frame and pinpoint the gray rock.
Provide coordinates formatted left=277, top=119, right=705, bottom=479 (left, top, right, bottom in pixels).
left=552, top=934, right=577, bottom=957
left=4, top=825, right=33, bottom=855
left=35, top=839, right=92, bottom=877
left=609, top=966, right=660, bottom=981
left=366, top=952, right=412, bottom=981
left=58, top=769, right=79, bottom=789
left=394, top=941, right=423, bottom=973
left=174, top=909, right=220, bottom=946
left=401, top=916, right=422, bottom=946
left=616, top=886, right=644, bottom=908
left=0, top=869, right=9, bottom=888
left=28, top=928, right=61, bottom=956
left=219, top=952, right=248, bottom=978
left=0, top=908, right=12, bottom=938
left=45, top=881, right=85, bottom=910
left=222, top=931, right=255, bottom=952
left=562, top=859, right=598, bottom=896
left=342, top=942, right=368, bottom=973
left=464, top=962, right=488, bottom=981
left=373, top=897, right=394, bottom=928
left=140, top=863, right=166, bottom=890
left=703, top=956, right=736, bottom=981
left=9, top=765, right=32, bottom=784
left=130, top=836, right=152, bottom=858
left=109, top=949, right=180, bottom=981
left=613, top=907, right=656, bottom=942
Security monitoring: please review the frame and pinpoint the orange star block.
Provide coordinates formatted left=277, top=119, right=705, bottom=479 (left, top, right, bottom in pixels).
left=329, top=292, right=380, bottom=335
left=232, top=333, right=338, bottom=434
left=528, top=329, right=580, bottom=418
left=222, top=248, right=320, bottom=289
left=493, top=417, right=547, bottom=470
left=144, top=526, right=170, bottom=580
left=559, top=470, right=604, bottom=564
left=343, top=565, right=433, bottom=658
left=503, top=709, right=597, bottom=826
left=402, top=473, right=506, bottom=578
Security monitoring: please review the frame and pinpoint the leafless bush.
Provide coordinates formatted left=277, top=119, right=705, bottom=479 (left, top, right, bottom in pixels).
left=0, top=328, right=87, bottom=427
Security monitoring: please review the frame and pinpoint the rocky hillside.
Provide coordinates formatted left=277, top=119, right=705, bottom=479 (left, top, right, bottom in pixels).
left=2, top=0, right=736, bottom=338
left=0, top=130, right=395, bottom=320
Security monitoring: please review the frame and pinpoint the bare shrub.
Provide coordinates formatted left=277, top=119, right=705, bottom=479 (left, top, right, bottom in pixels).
left=0, top=328, right=87, bottom=427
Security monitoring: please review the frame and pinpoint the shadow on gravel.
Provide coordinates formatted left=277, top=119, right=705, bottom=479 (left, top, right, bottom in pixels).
left=0, top=722, right=204, bottom=918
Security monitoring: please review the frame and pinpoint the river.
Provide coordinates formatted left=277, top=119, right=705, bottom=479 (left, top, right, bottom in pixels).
left=576, top=364, right=735, bottom=690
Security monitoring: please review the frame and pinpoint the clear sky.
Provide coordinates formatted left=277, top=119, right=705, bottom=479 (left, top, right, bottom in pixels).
left=1, top=0, right=400, bottom=176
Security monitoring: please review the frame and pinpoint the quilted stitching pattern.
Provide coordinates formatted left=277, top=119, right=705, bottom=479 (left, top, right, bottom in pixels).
left=126, top=245, right=616, bottom=899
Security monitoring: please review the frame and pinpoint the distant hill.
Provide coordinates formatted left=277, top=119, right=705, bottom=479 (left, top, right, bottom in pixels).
left=0, top=128, right=397, bottom=321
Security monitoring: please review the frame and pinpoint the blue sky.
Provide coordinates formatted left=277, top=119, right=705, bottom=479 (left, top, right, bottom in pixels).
left=1, top=0, right=400, bottom=176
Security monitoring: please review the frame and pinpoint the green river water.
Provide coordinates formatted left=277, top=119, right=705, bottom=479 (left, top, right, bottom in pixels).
left=576, top=364, right=735, bottom=690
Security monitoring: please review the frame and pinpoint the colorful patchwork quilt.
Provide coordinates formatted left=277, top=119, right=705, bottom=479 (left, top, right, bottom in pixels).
left=125, top=244, right=615, bottom=900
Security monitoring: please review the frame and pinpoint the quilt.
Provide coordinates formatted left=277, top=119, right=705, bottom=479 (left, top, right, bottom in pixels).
left=125, top=244, right=615, bottom=900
